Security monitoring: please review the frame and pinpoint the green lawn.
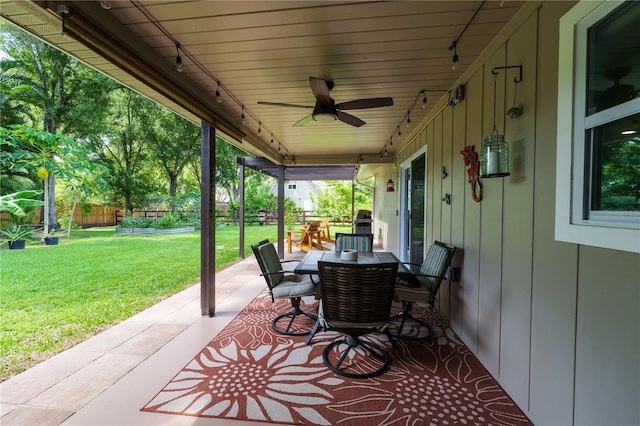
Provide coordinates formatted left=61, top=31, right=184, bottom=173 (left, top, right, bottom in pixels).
left=0, top=224, right=349, bottom=381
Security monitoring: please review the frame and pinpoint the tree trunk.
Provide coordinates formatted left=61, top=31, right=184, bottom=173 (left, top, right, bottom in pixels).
left=66, top=200, right=78, bottom=237
left=169, top=173, right=178, bottom=199
left=46, top=173, right=57, bottom=230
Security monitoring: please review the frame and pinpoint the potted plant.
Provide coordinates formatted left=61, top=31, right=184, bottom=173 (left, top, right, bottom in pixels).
left=42, top=230, right=62, bottom=245
left=0, top=225, right=37, bottom=250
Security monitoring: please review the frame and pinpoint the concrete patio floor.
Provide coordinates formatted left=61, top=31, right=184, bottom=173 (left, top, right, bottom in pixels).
left=1, top=250, right=306, bottom=426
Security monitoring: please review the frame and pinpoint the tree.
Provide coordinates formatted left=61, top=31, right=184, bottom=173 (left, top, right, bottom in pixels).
left=0, top=124, right=102, bottom=234
left=1, top=22, right=116, bottom=228
left=312, top=180, right=373, bottom=221
left=601, top=137, right=640, bottom=210
left=244, top=171, right=277, bottom=217
left=0, top=61, right=35, bottom=127
left=148, top=109, right=200, bottom=202
left=92, top=89, right=163, bottom=213
left=216, top=138, right=248, bottom=203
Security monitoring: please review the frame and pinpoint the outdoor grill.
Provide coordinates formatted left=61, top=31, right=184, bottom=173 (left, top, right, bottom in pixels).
left=354, top=209, right=372, bottom=234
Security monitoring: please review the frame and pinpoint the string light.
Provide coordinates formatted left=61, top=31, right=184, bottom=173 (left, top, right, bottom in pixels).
left=381, top=89, right=450, bottom=159
left=450, top=41, right=459, bottom=71
left=175, top=43, right=183, bottom=72
left=448, top=1, right=485, bottom=72
left=215, top=81, right=222, bottom=103
left=128, top=2, right=293, bottom=160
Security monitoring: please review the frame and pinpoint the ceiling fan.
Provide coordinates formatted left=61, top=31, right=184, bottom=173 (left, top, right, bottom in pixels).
left=258, top=77, right=393, bottom=127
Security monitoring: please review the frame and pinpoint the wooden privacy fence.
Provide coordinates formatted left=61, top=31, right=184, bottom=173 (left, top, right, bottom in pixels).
left=0, top=204, right=118, bottom=228
left=217, top=210, right=352, bottom=226
left=1, top=205, right=352, bottom=228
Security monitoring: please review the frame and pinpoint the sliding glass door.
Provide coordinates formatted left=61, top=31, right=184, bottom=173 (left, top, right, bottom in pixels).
left=409, top=154, right=426, bottom=265
left=400, top=152, right=426, bottom=263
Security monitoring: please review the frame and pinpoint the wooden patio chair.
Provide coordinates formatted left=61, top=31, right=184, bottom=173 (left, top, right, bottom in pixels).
left=318, top=217, right=335, bottom=244
left=287, top=220, right=324, bottom=253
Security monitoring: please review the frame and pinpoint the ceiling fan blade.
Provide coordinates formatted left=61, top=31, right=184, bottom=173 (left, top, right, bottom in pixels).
left=335, top=97, right=394, bottom=110
left=336, top=111, right=365, bottom=127
left=309, top=77, right=331, bottom=105
left=293, top=115, right=314, bottom=127
left=257, top=101, right=313, bottom=109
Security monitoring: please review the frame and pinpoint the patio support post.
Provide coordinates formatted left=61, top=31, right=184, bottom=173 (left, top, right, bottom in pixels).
left=239, top=157, right=245, bottom=258
left=351, top=180, right=356, bottom=233
left=200, top=121, right=216, bottom=317
left=277, top=166, right=285, bottom=257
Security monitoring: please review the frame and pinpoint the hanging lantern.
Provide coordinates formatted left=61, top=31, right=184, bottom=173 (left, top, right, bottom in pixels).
left=480, top=69, right=511, bottom=178
left=386, top=179, right=395, bottom=192
left=480, top=132, right=510, bottom=178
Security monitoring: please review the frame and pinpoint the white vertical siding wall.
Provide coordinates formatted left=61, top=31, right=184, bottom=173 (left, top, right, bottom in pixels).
left=377, top=2, right=640, bottom=425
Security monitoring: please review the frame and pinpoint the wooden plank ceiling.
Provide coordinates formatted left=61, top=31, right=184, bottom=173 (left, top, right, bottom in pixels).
left=0, top=0, right=524, bottom=168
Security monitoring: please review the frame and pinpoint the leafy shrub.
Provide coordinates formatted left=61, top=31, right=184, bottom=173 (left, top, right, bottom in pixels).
left=155, top=213, right=181, bottom=229
left=121, top=216, right=154, bottom=228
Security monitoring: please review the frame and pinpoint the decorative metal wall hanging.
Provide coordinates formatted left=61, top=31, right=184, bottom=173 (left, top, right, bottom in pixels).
left=460, top=145, right=482, bottom=202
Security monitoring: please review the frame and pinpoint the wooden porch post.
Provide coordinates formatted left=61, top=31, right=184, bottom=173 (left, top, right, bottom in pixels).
left=238, top=157, right=246, bottom=258
left=200, top=121, right=216, bottom=317
left=351, top=180, right=356, bottom=233
left=276, top=166, right=285, bottom=258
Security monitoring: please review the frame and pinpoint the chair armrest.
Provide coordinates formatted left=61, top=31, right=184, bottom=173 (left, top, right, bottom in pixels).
left=260, top=270, right=288, bottom=277
left=413, top=273, right=445, bottom=280
left=400, top=262, right=422, bottom=274
left=400, top=262, right=421, bottom=267
left=260, top=270, right=318, bottom=284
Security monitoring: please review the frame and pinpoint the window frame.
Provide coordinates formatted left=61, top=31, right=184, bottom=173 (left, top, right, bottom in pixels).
left=556, top=0, right=640, bottom=253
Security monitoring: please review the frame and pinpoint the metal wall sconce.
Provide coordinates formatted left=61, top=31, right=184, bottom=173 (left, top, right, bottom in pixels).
left=480, top=65, right=522, bottom=178
left=449, top=84, right=466, bottom=106
left=442, top=193, right=451, bottom=205
left=386, top=179, right=395, bottom=192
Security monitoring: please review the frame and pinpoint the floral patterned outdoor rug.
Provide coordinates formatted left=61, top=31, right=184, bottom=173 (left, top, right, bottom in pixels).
left=142, top=291, right=532, bottom=425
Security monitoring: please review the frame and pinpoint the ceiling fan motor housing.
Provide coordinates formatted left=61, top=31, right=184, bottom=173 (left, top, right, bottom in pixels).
left=313, top=100, right=338, bottom=122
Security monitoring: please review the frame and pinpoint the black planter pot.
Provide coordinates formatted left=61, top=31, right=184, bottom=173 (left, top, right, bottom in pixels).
left=44, top=237, right=59, bottom=245
left=9, top=239, right=26, bottom=250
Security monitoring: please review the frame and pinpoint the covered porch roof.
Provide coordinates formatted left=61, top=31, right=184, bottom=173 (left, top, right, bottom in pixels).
left=0, top=1, right=524, bottom=166
left=237, top=157, right=357, bottom=181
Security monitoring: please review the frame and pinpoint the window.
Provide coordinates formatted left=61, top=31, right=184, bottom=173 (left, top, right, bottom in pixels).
left=556, top=0, right=640, bottom=253
left=287, top=184, right=297, bottom=190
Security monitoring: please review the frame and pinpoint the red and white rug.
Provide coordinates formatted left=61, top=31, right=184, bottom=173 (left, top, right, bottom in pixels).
left=142, top=291, right=532, bottom=425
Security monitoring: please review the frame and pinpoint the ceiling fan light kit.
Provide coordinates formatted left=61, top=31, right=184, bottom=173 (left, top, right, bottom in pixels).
left=312, top=104, right=337, bottom=122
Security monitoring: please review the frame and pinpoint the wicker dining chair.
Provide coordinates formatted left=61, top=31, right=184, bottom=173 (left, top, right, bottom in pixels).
left=334, top=233, right=374, bottom=252
left=310, top=261, right=398, bottom=378
left=391, top=240, right=456, bottom=340
left=251, top=239, right=318, bottom=336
